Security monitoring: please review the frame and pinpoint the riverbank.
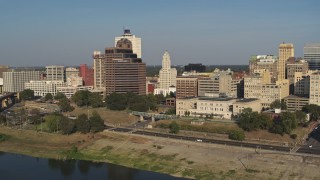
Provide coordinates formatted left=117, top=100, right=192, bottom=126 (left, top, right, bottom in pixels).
left=1, top=126, right=320, bottom=179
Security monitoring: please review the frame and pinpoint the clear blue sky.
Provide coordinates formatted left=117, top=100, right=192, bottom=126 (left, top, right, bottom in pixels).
left=0, top=0, right=319, bottom=67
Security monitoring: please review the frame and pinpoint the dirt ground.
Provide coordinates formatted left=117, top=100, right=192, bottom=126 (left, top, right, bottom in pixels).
left=89, top=130, right=320, bottom=179
left=2, top=125, right=319, bottom=179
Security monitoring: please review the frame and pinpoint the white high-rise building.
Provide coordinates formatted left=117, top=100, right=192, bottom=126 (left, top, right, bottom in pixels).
left=158, top=51, right=177, bottom=89
left=25, top=80, right=65, bottom=97
left=115, top=29, right=142, bottom=58
left=3, top=70, right=40, bottom=92
left=46, top=65, right=65, bottom=81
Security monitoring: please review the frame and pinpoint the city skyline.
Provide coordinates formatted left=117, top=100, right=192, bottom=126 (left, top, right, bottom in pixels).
left=0, top=0, right=319, bottom=67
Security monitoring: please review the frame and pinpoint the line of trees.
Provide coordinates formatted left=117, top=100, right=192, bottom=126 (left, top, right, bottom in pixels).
left=237, top=107, right=311, bottom=136
left=105, top=92, right=165, bottom=112
left=43, top=111, right=104, bottom=134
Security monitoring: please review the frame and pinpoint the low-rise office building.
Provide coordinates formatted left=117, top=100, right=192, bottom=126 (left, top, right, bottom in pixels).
left=284, top=95, right=309, bottom=111
left=25, top=80, right=65, bottom=97
left=232, top=98, right=261, bottom=115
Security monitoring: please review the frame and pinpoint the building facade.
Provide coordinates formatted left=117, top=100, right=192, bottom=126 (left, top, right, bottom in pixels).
left=198, top=69, right=238, bottom=98
left=304, top=43, right=320, bottom=70
left=115, top=29, right=141, bottom=58
left=249, top=55, right=278, bottom=82
left=93, top=51, right=105, bottom=89
left=176, top=76, right=198, bottom=98
left=104, top=39, right=146, bottom=95
left=278, top=43, right=294, bottom=81
left=57, top=86, right=94, bottom=99
left=46, top=66, right=65, bottom=81
left=284, top=95, right=309, bottom=111
left=3, top=70, right=40, bottom=92
left=158, top=51, right=177, bottom=89
left=65, top=67, right=79, bottom=79
left=79, top=64, right=94, bottom=86
left=309, top=72, right=320, bottom=105
left=25, top=80, right=65, bottom=97
left=286, top=60, right=308, bottom=94
left=232, top=99, right=261, bottom=115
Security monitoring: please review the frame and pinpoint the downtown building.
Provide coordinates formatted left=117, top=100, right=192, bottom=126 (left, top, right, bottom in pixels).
left=176, top=97, right=261, bottom=119
left=249, top=55, right=278, bottom=82
left=115, top=29, right=141, bottom=58
left=46, top=65, right=65, bottom=81
left=3, top=70, right=40, bottom=92
left=93, top=38, right=146, bottom=95
left=304, top=43, right=320, bottom=70
left=154, top=51, right=177, bottom=96
left=197, top=68, right=238, bottom=98
left=25, top=80, right=65, bottom=97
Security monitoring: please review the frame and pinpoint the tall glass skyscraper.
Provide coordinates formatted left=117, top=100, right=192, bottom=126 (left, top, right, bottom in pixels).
left=304, top=43, right=320, bottom=70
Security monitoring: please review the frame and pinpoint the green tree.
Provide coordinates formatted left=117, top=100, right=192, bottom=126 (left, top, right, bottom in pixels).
left=270, top=111, right=297, bottom=135
left=128, top=95, right=149, bottom=112
left=259, top=113, right=272, bottom=130
left=270, top=99, right=287, bottom=110
left=280, top=111, right=297, bottom=134
left=44, top=93, right=53, bottom=101
left=89, top=111, right=104, bottom=132
left=74, top=114, right=90, bottom=133
left=228, top=130, right=245, bottom=141
left=54, top=92, right=66, bottom=100
left=237, top=108, right=261, bottom=131
left=146, top=94, right=158, bottom=111
left=302, top=104, right=320, bottom=121
left=20, top=89, right=34, bottom=100
left=45, top=114, right=62, bottom=133
left=169, top=121, right=180, bottom=134
left=295, top=111, right=307, bottom=125
left=106, top=93, right=127, bottom=110
left=60, top=117, right=75, bottom=135
left=89, top=93, right=103, bottom=108
left=165, top=108, right=176, bottom=115
left=155, top=94, right=165, bottom=104
left=269, top=122, right=285, bottom=135
left=72, top=90, right=91, bottom=107
left=58, top=98, right=74, bottom=112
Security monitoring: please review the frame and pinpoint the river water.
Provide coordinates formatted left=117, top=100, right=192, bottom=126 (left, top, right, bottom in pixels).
left=0, top=152, right=187, bottom=180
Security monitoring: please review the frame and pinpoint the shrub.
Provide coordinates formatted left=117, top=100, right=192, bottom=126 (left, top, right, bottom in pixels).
left=228, top=130, right=245, bottom=141
left=290, top=134, right=297, bottom=139
left=169, top=121, right=180, bottom=134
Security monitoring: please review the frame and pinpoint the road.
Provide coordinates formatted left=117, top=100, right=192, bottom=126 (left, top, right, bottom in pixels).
left=296, top=124, right=320, bottom=155
left=106, top=126, right=292, bottom=153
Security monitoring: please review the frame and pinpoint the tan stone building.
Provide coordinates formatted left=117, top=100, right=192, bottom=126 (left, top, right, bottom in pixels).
left=198, top=69, right=238, bottom=98
left=176, top=97, right=261, bottom=119
left=284, top=95, right=309, bottom=111
left=286, top=60, right=308, bottom=94
left=176, top=97, right=234, bottom=119
left=244, top=74, right=289, bottom=108
left=260, top=80, right=289, bottom=108
left=278, top=43, right=294, bottom=81
left=232, top=98, right=261, bottom=115
left=249, top=55, right=278, bottom=82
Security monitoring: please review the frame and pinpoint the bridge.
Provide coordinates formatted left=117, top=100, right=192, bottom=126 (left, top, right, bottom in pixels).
left=0, top=93, right=19, bottom=112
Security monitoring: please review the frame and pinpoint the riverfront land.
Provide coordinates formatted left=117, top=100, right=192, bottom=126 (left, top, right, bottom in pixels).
left=1, top=125, right=320, bottom=180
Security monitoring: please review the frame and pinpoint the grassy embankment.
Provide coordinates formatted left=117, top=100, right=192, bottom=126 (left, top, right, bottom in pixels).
left=0, top=126, right=260, bottom=179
